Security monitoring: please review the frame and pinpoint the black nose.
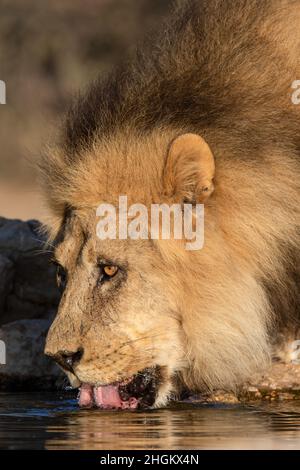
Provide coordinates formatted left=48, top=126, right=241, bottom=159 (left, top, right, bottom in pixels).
left=53, top=348, right=83, bottom=372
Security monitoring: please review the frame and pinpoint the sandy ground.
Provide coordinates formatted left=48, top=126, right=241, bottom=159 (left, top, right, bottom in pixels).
left=0, top=179, right=46, bottom=222
left=185, top=363, right=300, bottom=404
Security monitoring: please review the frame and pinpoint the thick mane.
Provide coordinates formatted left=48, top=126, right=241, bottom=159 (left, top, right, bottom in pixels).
left=62, top=0, right=299, bottom=160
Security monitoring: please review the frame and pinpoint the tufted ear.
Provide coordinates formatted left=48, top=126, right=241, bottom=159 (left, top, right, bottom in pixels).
left=163, top=133, right=215, bottom=203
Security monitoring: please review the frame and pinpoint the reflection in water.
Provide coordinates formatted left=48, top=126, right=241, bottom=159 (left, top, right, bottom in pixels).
left=1, top=392, right=300, bottom=449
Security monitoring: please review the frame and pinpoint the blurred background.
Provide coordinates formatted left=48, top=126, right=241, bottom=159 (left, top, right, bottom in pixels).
left=0, top=0, right=172, bottom=221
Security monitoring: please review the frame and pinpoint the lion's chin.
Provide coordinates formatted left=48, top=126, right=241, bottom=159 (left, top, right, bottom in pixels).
left=77, top=366, right=161, bottom=410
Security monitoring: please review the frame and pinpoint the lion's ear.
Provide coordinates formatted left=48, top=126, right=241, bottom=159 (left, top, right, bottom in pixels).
left=163, top=133, right=215, bottom=203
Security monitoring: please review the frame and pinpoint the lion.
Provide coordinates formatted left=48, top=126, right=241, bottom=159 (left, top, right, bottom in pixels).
left=41, top=0, right=300, bottom=409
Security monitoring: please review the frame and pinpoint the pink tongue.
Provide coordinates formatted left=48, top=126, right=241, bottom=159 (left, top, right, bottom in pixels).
left=94, top=385, right=139, bottom=409
left=78, top=383, right=94, bottom=408
left=94, top=385, right=124, bottom=409
left=78, top=384, right=139, bottom=409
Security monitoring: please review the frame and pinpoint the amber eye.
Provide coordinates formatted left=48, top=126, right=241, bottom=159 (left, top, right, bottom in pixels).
left=103, top=265, right=118, bottom=278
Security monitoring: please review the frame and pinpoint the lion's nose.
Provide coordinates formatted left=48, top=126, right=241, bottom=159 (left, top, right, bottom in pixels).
left=50, top=348, right=84, bottom=372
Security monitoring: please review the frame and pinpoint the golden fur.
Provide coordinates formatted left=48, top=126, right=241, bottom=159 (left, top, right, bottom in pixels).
left=41, top=0, right=300, bottom=405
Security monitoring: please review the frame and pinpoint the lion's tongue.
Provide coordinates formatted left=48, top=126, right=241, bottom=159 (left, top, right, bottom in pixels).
left=94, top=385, right=123, bottom=409
left=78, top=383, right=139, bottom=409
left=78, top=383, right=94, bottom=408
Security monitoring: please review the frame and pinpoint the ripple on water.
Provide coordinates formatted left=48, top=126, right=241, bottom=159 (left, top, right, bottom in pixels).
left=1, top=392, right=300, bottom=449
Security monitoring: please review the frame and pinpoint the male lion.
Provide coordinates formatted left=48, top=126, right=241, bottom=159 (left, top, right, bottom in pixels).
left=41, top=0, right=300, bottom=409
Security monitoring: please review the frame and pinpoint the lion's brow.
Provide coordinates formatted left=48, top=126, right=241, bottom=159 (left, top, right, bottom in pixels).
left=53, top=231, right=88, bottom=267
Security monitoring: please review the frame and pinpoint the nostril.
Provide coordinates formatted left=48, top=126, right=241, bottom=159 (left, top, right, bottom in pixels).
left=54, top=348, right=84, bottom=372
left=64, top=355, right=74, bottom=369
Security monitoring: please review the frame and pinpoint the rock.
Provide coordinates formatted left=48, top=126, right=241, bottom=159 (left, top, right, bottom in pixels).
left=0, top=319, right=64, bottom=390
left=0, top=217, right=60, bottom=325
left=182, top=390, right=239, bottom=405
left=0, top=217, right=62, bottom=389
left=205, top=391, right=240, bottom=404
left=0, top=254, right=13, bottom=313
left=181, top=363, right=300, bottom=405
left=278, top=392, right=295, bottom=401
left=239, top=363, right=300, bottom=401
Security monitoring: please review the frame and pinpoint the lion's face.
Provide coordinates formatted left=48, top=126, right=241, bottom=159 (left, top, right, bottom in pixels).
left=45, top=210, right=187, bottom=409
left=44, top=133, right=216, bottom=409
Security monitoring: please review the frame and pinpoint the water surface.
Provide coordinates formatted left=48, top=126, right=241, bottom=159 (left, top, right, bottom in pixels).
left=1, top=392, right=300, bottom=449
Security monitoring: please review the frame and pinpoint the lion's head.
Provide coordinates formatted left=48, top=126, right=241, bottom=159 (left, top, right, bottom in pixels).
left=43, top=132, right=222, bottom=409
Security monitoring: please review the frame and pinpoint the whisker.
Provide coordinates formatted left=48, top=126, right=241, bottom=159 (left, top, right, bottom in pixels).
left=30, top=237, right=56, bottom=251
left=119, top=333, right=165, bottom=350
left=31, top=249, right=54, bottom=256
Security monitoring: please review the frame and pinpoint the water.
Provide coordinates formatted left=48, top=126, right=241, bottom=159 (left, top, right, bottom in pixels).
left=1, top=392, right=300, bottom=449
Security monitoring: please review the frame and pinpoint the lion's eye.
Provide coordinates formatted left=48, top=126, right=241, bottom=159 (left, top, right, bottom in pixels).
left=103, top=265, right=118, bottom=278
left=56, top=264, right=67, bottom=292
left=98, top=263, right=120, bottom=286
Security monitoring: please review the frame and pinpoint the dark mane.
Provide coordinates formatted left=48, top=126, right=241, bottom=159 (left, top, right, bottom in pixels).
left=63, top=0, right=300, bottom=159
